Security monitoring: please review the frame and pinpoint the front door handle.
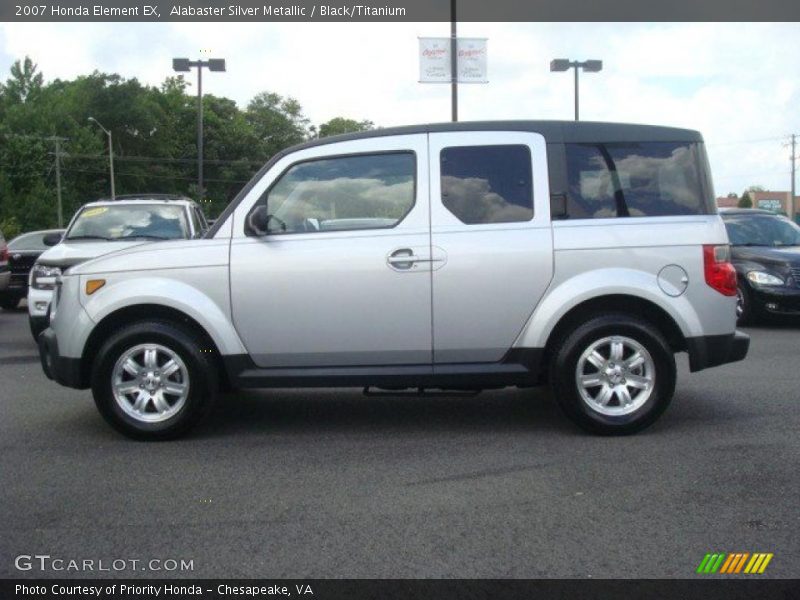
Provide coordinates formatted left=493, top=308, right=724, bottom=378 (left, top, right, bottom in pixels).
left=387, top=248, right=426, bottom=270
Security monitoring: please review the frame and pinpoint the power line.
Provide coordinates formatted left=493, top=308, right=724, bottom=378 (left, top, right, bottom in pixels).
left=61, top=167, right=252, bottom=184
left=706, top=135, right=786, bottom=147
left=63, top=153, right=266, bottom=166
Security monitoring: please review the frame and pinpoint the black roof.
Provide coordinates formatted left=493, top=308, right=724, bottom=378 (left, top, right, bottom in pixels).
left=295, top=120, right=703, bottom=152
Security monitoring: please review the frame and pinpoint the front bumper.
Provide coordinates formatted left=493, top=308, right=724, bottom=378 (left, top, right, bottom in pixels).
left=686, top=331, right=750, bottom=372
left=27, top=286, right=53, bottom=317
left=38, top=327, right=86, bottom=389
left=750, top=285, right=800, bottom=316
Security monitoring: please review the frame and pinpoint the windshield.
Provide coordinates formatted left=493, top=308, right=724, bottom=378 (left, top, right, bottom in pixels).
left=723, top=214, right=800, bottom=247
left=66, top=204, right=188, bottom=241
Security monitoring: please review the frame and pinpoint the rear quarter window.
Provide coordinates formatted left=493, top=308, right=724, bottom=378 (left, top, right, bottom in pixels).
left=564, top=141, right=713, bottom=219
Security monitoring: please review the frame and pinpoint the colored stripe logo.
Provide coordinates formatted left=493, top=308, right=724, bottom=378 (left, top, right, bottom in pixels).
left=697, top=552, right=773, bottom=574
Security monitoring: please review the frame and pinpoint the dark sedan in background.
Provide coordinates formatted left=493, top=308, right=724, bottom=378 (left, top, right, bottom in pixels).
left=0, top=229, right=64, bottom=310
left=0, top=230, right=9, bottom=296
left=721, top=208, right=800, bottom=323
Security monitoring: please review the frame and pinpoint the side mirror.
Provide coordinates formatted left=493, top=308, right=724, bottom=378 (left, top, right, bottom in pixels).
left=245, top=205, right=270, bottom=236
left=43, top=232, right=63, bottom=246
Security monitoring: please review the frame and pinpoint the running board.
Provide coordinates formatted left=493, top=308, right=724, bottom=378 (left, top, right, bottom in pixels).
left=363, top=386, right=482, bottom=398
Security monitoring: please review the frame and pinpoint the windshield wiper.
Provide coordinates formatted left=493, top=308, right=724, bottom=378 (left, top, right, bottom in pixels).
left=735, top=243, right=770, bottom=247
left=65, top=234, right=112, bottom=241
left=116, top=234, right=171, bottom=240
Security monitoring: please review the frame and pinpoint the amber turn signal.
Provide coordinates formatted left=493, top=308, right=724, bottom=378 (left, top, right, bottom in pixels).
left=85, top=279, right=106, bottom=295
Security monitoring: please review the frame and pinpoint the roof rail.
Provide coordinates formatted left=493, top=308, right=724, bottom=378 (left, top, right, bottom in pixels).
left=98, top=193, right=191, bottom=202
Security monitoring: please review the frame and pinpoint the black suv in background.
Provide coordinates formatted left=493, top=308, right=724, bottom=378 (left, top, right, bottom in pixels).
left=0, top=229, right=64, bottom=310
left=720, top=208, right=800, bottom=323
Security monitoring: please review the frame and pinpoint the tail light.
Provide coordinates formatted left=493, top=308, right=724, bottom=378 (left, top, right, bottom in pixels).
left=703, top=244, right=737, bottom=296
left=0, top=244, right=8, bottom=263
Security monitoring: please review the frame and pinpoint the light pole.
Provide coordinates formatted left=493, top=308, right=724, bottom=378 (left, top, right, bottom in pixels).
left=88, top=117, right=115, bottom=199
left=550, top=59, right=603, bottom=121
left=172, top=57, right=226, bottom=202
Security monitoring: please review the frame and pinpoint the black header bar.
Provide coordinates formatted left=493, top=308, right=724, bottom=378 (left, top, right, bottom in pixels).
left=5, top=0, right=800, bottom=22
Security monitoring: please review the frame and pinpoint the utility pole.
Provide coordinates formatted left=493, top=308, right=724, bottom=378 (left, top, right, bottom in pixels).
left=172, top=57, right=226, bottom=202
left=790, top=134, right=797, bottom=223
left=47, top=136, right=66, bottom=227
left=450, top=0, right=457, bottom=122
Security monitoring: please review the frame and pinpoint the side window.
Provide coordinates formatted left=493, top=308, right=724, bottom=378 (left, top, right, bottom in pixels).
left=564, top=142, right=711, bottom=219
left=188, top=207, right=201, bottom=236
left=264, top=152, right=416, bottom=234
left=194, top=207, right=208, bottom=232
left=440, top=144, right=533, bottom=225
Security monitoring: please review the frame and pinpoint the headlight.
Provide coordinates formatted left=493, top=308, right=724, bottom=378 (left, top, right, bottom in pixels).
left=30, top=264, right=62, bottom=290
left=746, top=271, right=784, bottom=286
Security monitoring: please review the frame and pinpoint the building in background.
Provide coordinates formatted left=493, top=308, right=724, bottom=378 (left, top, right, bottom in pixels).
left=749, top=191, right=798, bottom=217
left=716, top=192, right=799, bottom=221
left=716, top=195, right=739, bottom=209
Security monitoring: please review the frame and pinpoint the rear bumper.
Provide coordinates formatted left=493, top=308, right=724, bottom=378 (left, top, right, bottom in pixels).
left=0, top=269, right=9, bottom=291
left=38, top=327, right=86, bottom=389
left=686, top=331, right=750, bottom=372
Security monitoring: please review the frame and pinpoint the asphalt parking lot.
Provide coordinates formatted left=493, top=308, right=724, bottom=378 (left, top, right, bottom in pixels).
left=1, top=305, right=798, bottom=579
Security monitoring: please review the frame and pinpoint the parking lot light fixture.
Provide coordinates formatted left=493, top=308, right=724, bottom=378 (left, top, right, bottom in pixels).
left=87, top=117, right=115, bottom=199
left=550, top=58, right=603, bottom=120
left=172, top=57, right=227, bottom=202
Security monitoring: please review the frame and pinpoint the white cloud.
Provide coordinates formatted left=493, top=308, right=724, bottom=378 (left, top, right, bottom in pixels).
left=0, top=21, right=798, bottom=194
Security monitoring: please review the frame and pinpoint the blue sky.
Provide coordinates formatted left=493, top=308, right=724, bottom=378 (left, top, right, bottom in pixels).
left=1, top=21, right=798, bottom=195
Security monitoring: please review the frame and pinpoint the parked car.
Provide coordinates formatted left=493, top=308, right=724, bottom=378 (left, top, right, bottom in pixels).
left=28, top=194, right=207, bottom=339
left=720, top=208, right=800, bottom=323
left=38, top=121, right=749, bottom=440
left=0, top=230, right=9, bottom=295
left=0, top=229, right=65, bottom=310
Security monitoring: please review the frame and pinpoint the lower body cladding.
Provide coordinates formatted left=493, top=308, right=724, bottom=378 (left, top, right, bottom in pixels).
left=222, top=331, right=749, bottom=389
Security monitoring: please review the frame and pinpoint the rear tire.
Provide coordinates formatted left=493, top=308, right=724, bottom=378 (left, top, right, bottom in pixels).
left=91, top=320, right=218, bottom=440
left=549, top=314, right=676, bottom=435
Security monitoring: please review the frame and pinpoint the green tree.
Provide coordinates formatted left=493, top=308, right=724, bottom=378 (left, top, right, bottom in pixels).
left=245, top=91, right=310, bottom=155
left=738, top=191, right=753, bottom=208
left=0, top=59, right=376, bottom=231
left=4, top=57, right=43, bottom=104
left=318, top=117, right=374, bottom=138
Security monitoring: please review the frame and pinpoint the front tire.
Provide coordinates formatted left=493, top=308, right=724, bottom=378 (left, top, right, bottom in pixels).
left=0, top=295, right=20, bottom=310
left=91, top=320, right=218, bottom=440
left=549, top=314, right=676, bottom=435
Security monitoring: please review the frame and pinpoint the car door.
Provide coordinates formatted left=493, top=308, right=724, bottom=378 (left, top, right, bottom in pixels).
left=428, top=131, right=554, bottom=364
left=229, top=134, right=433, bottom=369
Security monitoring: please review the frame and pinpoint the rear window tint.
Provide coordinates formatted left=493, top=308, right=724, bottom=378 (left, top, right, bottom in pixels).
left=564, top=142, right=712, bottom=218
left=441, top=145, right=533, bottom=224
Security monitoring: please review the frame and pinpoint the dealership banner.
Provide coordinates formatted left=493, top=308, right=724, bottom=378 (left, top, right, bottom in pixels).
left=419, top=38, right=487, bottom=83
left=4, top=0, right=800, bottom=21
